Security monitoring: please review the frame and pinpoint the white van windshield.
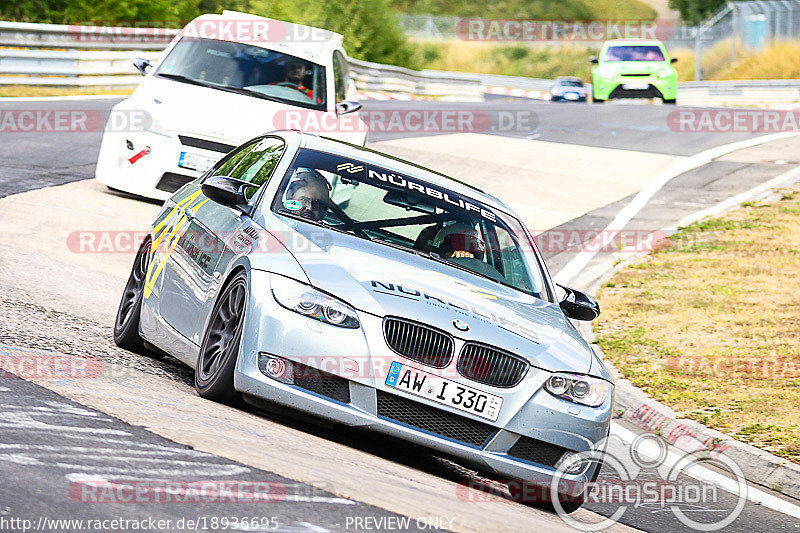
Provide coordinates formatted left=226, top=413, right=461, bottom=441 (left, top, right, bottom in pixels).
left=155, top=37, right=326, bottom=109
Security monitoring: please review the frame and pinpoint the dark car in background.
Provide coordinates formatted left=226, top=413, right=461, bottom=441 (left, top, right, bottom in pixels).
left=550, top=77, right=589, bottom=102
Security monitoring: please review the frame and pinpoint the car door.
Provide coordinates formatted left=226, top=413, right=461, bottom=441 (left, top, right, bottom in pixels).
left=157, top=136, right=286, bottom=344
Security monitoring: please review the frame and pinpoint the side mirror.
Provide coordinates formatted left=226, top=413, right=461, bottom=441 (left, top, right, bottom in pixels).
left=336, top=100, right=362, bottom=116
left=589, top=56, right=599, bottom=64
left=557, top=284, right=600, bottom=321
left=132, top=57, right=152, bottom=75
left=670, top=57, right=678, bottom=64
left=201, top=175, right=251, bottom=211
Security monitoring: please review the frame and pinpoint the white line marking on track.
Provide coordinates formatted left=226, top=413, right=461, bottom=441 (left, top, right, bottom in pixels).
left=0, top=421, right=130, bottom=435
left=0, top=386, right=9, bottom=392
left=554, top=131, right=800, bottom=285
left=0, top=444, right=208, bottom=456
left=612, top=423, right=800, bottom=520
left=667, top=164, right=800, bottom=231
left=55, top=463, right=249, bottom=476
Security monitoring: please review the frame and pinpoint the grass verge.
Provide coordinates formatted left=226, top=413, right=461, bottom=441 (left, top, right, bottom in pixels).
left=411, top=39, right=800, bottom=83
left=0, top=86, right=135, bottom=98
left=594, top=186, right=800, bottom=463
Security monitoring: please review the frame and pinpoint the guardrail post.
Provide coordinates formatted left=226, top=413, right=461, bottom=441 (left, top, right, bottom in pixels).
left=695, top=30, right=703, bottom=81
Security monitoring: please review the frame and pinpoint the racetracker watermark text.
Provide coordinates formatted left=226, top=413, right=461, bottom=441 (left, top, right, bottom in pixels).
left=272, top=109, right=537, bottom=134
left=0, top=346, right=103, bottom=380
left=0, top=110, right=104, bottom=132
left=455, top=18, right=688, bottom=41
left=68, top=19, right=333, bottom=43
left=71, top=480, right=290, bottom=503
left=0, top=109, right=162, bottom=133
left=66, top=229, right=671, bottom=255
left=668, top=109, right=800, bottom=132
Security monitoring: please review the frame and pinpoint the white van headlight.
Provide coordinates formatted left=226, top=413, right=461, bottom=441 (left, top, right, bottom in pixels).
left=107, top=108, right=171, bottom=137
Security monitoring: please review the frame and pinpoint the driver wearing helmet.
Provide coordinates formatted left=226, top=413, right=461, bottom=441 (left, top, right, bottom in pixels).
left=284, top=169, right=332, bottom=222
left=435, top=222, right=486, bottom=260
left=270, top=59, right=319, bottom=102
left=433, top=222, right=504, bottom=282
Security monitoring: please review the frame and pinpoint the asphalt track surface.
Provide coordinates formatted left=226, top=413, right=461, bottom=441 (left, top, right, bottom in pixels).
left=1, top=96, right=799, bottom=532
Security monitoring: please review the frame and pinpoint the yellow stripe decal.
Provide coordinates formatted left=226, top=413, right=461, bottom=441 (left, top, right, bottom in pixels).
left=143, top=191, right=207, bottom=299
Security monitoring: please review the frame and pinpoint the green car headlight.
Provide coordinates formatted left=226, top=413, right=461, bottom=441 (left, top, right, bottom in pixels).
left=271, top=275, right=360, bottom=329
left=598, top=66, right=616, bottom=79
left=544, top=373, right=612, bottom=407
left=656, top=67, right=673, bottom=79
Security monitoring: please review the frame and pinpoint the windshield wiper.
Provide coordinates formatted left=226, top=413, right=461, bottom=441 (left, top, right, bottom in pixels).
left=156, top=73, right=218, bottom=88
left=156, top=74, right=280, bottom=102
left=213, top=85, right=280, bottom=102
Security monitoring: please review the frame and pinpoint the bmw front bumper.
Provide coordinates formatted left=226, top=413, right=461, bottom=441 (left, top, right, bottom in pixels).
left=233, top=269, right=612, bottom=494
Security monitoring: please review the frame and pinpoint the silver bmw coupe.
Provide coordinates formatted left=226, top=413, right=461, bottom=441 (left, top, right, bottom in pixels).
left=114, top=130, right=613, bottom=512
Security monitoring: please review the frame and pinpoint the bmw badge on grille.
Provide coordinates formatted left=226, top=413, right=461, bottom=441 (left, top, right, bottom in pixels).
left=453, top=320, right=470, bottom=332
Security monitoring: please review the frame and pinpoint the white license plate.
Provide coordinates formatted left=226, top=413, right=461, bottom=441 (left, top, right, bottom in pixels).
left=565, top=92, right=579, bottom=100
left=622, top=83, right=649, bottom=90
left=178, top=151, right=218, bottom=172
left=385, top=361, right=503, bottom=422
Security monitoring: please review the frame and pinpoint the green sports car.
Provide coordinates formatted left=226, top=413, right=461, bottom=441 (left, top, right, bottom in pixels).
left=590, top=39, right=678, bottom=104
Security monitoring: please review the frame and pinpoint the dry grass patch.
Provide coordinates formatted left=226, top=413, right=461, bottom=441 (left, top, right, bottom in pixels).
left=0, top=86, right=135, bottom=98
left=595, top=186, right=800, bottom=462
left=414, top=40, right=599, bottom=80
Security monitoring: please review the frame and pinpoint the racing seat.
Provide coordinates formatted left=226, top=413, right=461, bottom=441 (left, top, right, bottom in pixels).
left=413, top=224, right=442, bottom=254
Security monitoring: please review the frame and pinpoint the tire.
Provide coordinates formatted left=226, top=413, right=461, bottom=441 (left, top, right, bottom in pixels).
left=663, top=98, right=677, bottom=104
left=592, top=97, right=605, bottom=104
left=195, top=270, right=248, bottom=405
left=113, top=238, right=161, bottom=357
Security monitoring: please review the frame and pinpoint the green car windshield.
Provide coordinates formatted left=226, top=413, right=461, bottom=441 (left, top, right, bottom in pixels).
left=603, top=45, right=665, bottom=61
left=271, top=149, right=548, bottom=300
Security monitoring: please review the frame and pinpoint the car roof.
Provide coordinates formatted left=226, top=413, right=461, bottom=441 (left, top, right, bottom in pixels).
left=603, top=39, right=665, bottom=46
left=555, top=76, right=583, bottom=82
left=184, top=11, right=343, bottom=64
left=275, top=131, right=515, bottom=214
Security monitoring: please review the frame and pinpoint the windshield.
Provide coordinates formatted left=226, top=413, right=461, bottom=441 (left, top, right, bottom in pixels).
left=271, top=149, right=548, bottom=299
left=557, top=80, right=584, bottom=87
left=603, top=45, right=665, bottom=62
left=155, top=37, right=326, bottom=109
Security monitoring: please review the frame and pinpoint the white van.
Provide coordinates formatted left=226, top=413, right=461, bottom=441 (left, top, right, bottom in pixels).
left=96, top=11, right=366, bottom=200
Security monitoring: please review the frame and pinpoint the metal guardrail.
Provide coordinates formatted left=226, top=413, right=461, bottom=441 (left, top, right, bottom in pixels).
left=0, top=21, right=485, bottom=99
left=1, top=20, right=800, bottom=106
left=677, top=79, right=800, bottom=105
left=346, top=57, right=483, bottom=100
left=0, top=49, right=162, bottom=86
left=0, top=20, right=175, bottom=50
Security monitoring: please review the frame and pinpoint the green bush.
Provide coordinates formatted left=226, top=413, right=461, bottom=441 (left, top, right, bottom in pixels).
left=252, top=0, right=421, bottom=68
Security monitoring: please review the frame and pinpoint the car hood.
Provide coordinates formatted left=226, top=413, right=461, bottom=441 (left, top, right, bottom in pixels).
left=123, top=77, right=364, bottom=145
left=259, top=217, right=596, bottom=375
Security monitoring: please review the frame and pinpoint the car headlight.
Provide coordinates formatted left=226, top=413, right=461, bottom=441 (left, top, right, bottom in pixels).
left=271, top=275, right=360, bottom=329
left=142, top=114, right=171, bottom=137
left=656, top=67, right=673, bottom=79
left=598, top=66, right=616, bottom=79
left=110, top=108, right=171, bottom=137
left=544, top=373, right=611, bottom=407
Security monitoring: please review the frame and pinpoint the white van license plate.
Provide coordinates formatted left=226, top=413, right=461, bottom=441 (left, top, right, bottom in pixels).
left=178, top=152, right=217, bottom=172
